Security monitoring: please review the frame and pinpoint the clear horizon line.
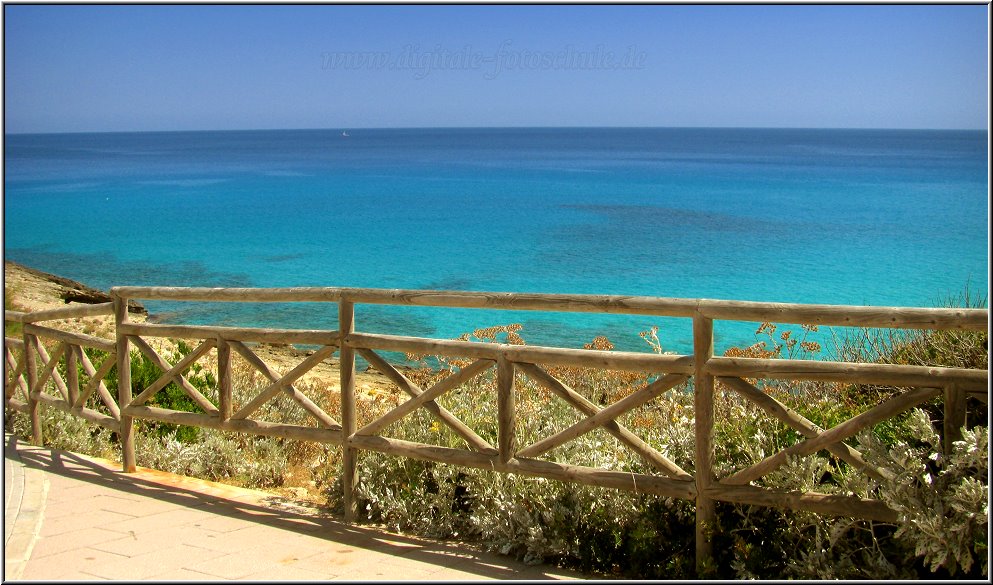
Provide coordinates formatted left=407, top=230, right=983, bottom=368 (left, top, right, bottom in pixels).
left=4, top=124, right=989, bottom=137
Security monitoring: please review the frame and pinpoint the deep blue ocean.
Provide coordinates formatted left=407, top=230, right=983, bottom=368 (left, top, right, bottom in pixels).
left=3, top=128, right=989, bottom=355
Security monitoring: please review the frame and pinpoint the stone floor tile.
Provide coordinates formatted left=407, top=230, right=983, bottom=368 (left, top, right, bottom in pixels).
left=291, top=545, right=392, bottom=575
left=29, top=526, right=127, bottom=559
left=134, top=505, right=219, bottom=527
left=181, top=551, right=297, bottom=580
left=89, top=524, right=220, bottom=557
left=240, top=564, right=342, bottom=581
left=45, top=570, right=111, bottom=580
left=141, top=567, right=226, bottom=580
left=18, top=547, right=128, bottom=580
left=33, top=501, right=77, bottom=521
left=334, top=559, right=438, bottom=581
left=83, top=543, right=228, bottom=580
left=182, top=512, right=260, bottom=534
left=38, top=508, right=135, bottom=537
left=235, top=539, right=328, bottom=564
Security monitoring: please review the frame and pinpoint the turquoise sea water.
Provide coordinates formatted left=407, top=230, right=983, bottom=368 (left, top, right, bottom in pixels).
left=3, top=128, right=988, bottom=354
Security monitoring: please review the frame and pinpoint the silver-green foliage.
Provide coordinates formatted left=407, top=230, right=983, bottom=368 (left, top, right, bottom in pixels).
left=857, top=409, right=988, bottom=577
left=7, top=406, right=120, bottom=461
left=138, top=428, right=287, bottom=488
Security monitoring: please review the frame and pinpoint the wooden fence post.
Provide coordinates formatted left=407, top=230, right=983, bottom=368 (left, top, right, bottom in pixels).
left=66, top=345, right=79, bottom=408
left=217, top=338, right=232, bottom=422
left=497, top=355, right=516, bottom=465
left=114, top=295, right=136, bottom=472
left=339, top=299, right=358, bottom=522
left=943, top=383, right=965, bottom=458
left=693, top=314, right=716, bottom=574
left=24, top=333, right=41, bottom=446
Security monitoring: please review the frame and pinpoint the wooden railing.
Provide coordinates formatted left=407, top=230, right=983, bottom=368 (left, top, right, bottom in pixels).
left=4, top=286, right=988, bottom=572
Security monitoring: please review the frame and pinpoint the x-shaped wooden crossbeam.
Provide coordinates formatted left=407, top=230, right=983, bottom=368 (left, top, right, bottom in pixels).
left=128, top=336, right=218, bottom=414
left=4, top=342, right=28, bottom=403
left=514, top=364, right=691, bottom=476
left=71, top=346, right=120, bottom=420
left=357, top=348, right=498, bottom=455
left=30, top=340, right=70, bottom=402
left=228, top=340, right=339, bottom=428
left=515, top=363, right=692, bottom=479
left=718, top=376, right=893, bottom=483
left=10, top=336, right=120, bottom=421
left=720, top=378, right=940, bottom=486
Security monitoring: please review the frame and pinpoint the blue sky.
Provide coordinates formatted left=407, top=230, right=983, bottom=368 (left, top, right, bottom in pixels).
left=3, top=4, right=988, bottom=133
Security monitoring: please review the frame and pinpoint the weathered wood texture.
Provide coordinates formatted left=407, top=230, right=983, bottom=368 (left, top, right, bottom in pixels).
left=11, top=302, right=114, bottom=323
left=703, top=484, right=898, bottom=523
left=339, top=300, right=359, bottom=522
left=113, top=295, right=136, bottom=472
left=34, top=392, right=119, bottom=432
left=349, top=331, right=693, bottom=372
left=516, top=362, right=692, bottom=480
left=22, top=323, right=115, bottom=352
left=129, top=335, right=218, bottom=414
left=30, top=341, right=69, bottom=402
left=74, top=346, right=119, bottom=419
left=6, top=398, right=30, bottom=414
left=943, top=384, right=966, bottom=457
left=692, top=315, right=717, bottom=573
left=119, top=322, right=339, bottom=346
left=358, top=347, right=497, bottom=454
left=349, top=434, right=698, bottom=500
left=111, top=286, right=987, bottom=330
left=7, top=284, right=988, bottom=575
left=719, top=376, right=892, bottom=483
left=707, top=356, right=987, bottom=391
left=516, top=373, right=689, bottom=459
left=721, top=386, right=943, bottom=486
left=217, top=339, right=233, bottom=422
left=966, top=390, right=988, bottom=404
left=356, top=358, right=494, bottom=437
left=65, top=345, right=79, bottom=406
left=231, top=345, right=335, bottom=421
left=123, top=405, right=343, bottom=440
left=229, top=341, right=340, bottom=428
left=496, top=356, right=516, bottom=464
left=130, top=339, right=216, bottom=407
left=25, top=334, right=41, bottom=445
left=4, top=345, right=28, bottom=402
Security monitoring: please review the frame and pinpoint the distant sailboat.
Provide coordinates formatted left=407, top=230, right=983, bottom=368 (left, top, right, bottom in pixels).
left=342, top=130, right=349, bottom=137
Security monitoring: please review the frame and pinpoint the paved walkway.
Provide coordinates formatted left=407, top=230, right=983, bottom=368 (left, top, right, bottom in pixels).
left=4, top=433, right=586, bottom=581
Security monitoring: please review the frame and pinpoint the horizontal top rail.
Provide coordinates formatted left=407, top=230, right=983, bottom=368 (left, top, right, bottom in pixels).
left=22, top=323, right=116, bottom=352
left=5, top=303, right=114, bottom=324
left=348, top=332, right=696, bottom=372
left=119, top=322, right=339, bottom=346
left=709, top=356, right=988, bottom=392
left=110, top=286, right=989, bottom=330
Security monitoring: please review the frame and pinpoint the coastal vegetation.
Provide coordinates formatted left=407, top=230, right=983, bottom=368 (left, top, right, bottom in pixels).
left=4, top=277, right=987, bottom=579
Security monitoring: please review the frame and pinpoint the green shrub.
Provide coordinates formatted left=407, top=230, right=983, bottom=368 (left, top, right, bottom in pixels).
left=857, top=409, right=988, bottom=578
left=123, top=340, right=217, bottom=443
left=7, top=404, right=120, bottom=461
left=138, top=428, right=287, bottom=488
